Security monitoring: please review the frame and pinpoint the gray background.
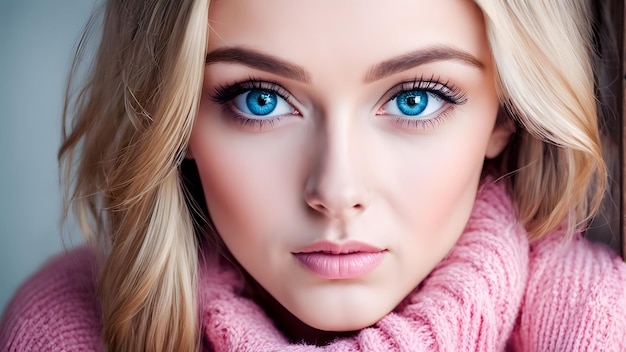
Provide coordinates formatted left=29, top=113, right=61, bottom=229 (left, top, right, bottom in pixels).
left=0, top=0, right=99, bottom=314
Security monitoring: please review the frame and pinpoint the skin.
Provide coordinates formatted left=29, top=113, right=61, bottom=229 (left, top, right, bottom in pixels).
left=189, top=0, right=510, bottom=340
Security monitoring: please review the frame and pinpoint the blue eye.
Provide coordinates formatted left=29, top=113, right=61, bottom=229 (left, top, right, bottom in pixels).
left=396, top=91, right=427, bottom=115
left=382, top=90, right=445, bottom=119
left=233, top=89, right=294, bottom=117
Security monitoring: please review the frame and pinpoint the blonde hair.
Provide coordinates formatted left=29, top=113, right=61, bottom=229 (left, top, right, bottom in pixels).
left=475, top=0, right=607, bottom=238
left=60, top=0, right=209, bottom=350
left=59, top=0, right=606, bottom=350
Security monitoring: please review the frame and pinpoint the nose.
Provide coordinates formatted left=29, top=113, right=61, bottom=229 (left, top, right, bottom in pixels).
left=304, top=119, right=371, bottom=220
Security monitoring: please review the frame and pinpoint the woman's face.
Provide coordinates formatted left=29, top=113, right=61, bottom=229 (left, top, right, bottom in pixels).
left=190, top=0, right=507, bottom=331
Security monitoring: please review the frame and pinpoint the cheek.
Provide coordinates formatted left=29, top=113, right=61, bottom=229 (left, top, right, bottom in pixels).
left=389, top=122, right=495, bottom=225
left=190, top=137, right=268, bottom=239
left=187, top=112, right=303, bottom=253
left=382, top=106, right=498, bottom=263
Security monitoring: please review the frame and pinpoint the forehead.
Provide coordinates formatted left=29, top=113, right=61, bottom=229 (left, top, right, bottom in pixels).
left=207, top=0, right=490, bottom=69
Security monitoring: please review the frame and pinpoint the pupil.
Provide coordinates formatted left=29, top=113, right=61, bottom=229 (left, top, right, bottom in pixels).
left=258, top=94, right=269, bottom=106
left=407, top=96, right=418, bottom=107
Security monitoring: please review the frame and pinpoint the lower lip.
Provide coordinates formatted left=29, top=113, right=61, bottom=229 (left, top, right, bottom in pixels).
left=293, top=252, right=385, bottom=279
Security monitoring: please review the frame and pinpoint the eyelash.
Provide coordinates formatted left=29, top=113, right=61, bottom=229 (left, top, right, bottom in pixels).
left=378, top=75, right=467, bottom=130
left=209, top=78, right=296, bottom=128
left=208, top=75, right=467, bottom=130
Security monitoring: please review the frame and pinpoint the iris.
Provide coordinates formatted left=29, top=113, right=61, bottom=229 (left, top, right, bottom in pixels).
left=246, top=90, right=278, bottom=116
left=396, top=91, right=428, bottom=116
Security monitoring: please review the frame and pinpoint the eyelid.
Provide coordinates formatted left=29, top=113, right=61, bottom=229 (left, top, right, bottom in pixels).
left=208, top=78, right=302, bottom=131
left=376, top=75, right=467, bottom=109
left=374, top=76, right=467, bottom=131
left=209, top=78, right=301, bottom=110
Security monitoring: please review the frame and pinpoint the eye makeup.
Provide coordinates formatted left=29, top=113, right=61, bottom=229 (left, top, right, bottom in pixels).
left=376, top=75, right=468, bottom=130
left=207, top=74, right=468, bottom=132
left=208, top=78, right=300, bottom=130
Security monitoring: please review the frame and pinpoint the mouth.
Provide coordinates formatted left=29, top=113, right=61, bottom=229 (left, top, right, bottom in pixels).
left=292, top=240, right=386, bottom=280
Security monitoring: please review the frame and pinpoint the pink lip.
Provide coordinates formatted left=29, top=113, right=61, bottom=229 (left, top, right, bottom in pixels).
left=293, top=241, right=386, bottom=279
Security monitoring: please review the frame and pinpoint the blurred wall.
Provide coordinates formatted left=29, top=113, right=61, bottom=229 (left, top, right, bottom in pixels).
left=0, top=0, right=99, bottom=314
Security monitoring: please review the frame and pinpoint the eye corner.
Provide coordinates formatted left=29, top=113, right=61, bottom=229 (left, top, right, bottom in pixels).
left=374, top=105, right=387, bottom=116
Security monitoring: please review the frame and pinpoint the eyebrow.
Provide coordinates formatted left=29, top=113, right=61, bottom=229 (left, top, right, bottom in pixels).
left=205, top=46, right=484, bottom=84
left=205, top=47, right=311, bottom=83
left=364, top=46, right=485, bottom=83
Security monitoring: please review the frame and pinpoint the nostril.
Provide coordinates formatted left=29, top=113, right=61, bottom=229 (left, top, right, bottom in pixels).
left=305, top=198, right=368, bottom=219
left=304, top=197, right=330, bottom=215
left=352, top=203, right=365, bottom=211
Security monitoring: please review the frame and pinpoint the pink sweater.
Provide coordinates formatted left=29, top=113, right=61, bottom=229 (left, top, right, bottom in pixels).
left=2, top=180, right=626, bottom=351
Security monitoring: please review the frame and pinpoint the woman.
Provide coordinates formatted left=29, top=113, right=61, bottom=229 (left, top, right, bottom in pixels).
left=1, top=0, right=625, bottom=351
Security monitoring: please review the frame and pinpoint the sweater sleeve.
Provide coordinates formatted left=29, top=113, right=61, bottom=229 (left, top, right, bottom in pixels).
left=200, top=179, right=530, bottom=351
left=509, top=230, right=626, bottom=351
left=0, top=247, right=104, bottom=352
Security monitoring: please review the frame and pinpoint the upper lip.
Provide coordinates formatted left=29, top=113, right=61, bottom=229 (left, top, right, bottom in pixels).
left=293, top=240, right=385, bottom=254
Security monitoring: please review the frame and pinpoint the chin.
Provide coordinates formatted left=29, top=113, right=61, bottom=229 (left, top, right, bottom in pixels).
left=280, top=285, right=409, bottom=334
left=297, top=308, right=387, bottom=332
left=315, top=321, right=376, bottom=332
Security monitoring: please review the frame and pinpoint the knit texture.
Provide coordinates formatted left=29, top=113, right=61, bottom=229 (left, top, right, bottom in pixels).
left=2, top=179, right=626, bottom=351
left=509, top=227, right=626, bottom=351
left=0, top=247, right=102, bottom=351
